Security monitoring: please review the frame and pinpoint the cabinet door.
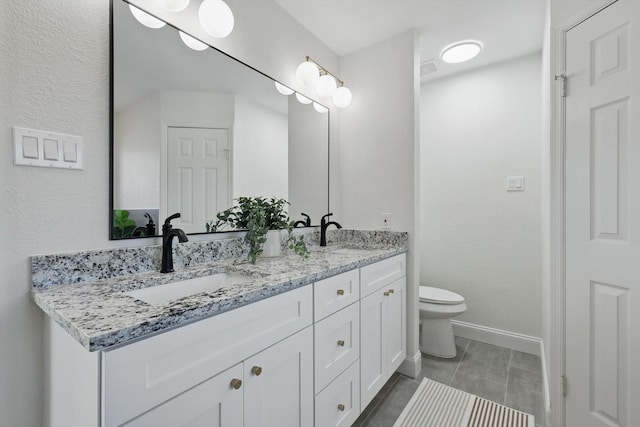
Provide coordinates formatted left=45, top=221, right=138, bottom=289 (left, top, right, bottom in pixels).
left=121, top=363, right=243, bottom=427
left=244, top=326, right=314, bottom=427
left=385, top=276, right=406, bottom=374
left=359, top=289, right=386, bottom=411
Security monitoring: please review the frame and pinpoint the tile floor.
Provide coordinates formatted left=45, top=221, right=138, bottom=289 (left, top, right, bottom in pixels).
left=354, top=337, right=545, bottom=427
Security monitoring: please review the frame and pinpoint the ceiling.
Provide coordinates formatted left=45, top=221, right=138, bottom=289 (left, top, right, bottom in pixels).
left=274, top=0, right=546, bottom=81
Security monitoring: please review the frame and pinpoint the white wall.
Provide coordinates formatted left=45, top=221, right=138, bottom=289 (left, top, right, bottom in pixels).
left=0, top=1, right=338, bottom=425
left=338, top=31, right=421, bottom=375
left=420, top=53, right=543, bottom=338
left=233, top=95, right=288, bottom=199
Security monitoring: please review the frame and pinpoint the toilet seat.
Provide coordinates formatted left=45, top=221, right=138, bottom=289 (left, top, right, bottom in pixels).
left=419, top=286, right=465, bottom=305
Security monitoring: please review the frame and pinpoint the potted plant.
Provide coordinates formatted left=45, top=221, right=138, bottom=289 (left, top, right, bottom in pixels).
left=206, top=196, right=309, bottom=263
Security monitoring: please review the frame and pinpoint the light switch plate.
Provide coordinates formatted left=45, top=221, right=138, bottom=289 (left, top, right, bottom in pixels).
left=506, top=176, right=525, bottom=192
left=13, top=127, right=83, bottom=170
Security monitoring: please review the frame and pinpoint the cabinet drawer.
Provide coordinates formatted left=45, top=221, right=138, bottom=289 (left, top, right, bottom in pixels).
left=102, top=285, right=312, bottom=427
left=314, top=302, right=360, bottom=393
left=315, top=361, right=361, bottom=427
left=314, top=269, right=360, bottom=321
left=360, top=253, right=406, bottom=297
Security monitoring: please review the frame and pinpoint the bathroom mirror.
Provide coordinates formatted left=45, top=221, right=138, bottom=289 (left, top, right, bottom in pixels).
left=110, top=0, right=329, bottom=239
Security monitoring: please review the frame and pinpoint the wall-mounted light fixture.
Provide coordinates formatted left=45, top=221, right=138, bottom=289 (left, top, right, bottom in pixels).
left=129, top=0, right=234, bottom=51
left=295, top=56, right=352, bottom=109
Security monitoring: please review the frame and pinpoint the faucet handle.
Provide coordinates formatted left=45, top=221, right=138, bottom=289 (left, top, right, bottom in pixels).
left=164, top=212, right=181, bottom=226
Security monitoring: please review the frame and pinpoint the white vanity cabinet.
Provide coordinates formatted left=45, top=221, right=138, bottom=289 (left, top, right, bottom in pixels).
left=359, top=254, right=407, bottom=411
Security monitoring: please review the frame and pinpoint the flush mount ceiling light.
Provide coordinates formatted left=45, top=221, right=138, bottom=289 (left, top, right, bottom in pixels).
left=296, top=56, right=352, bottom=108
left=199, top=0, right=235, bottom=38
left=275, top=81, right=294, bottom=96
left=441, top=41, right=482, bottom=64
left=129, top=5, right=166, bottom=28
left=158, top=0, right=190, bottom=12
left=179, top=31, right=209, bottom=51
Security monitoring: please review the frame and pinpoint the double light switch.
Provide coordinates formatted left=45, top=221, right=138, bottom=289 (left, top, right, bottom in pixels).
left=13, top=127, right=83, bottom=170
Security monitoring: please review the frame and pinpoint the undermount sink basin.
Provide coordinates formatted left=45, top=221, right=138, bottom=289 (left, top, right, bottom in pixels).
left=124, top=272, right=250, bottom=305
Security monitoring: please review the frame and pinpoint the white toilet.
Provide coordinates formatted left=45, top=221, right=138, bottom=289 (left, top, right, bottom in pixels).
left=419, top=286, right=467, bottom=358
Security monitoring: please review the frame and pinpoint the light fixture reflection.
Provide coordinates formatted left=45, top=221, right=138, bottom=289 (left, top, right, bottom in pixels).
left=313, top=102, right=328, bottom=113
left=129, top=5, right=166, bottom=29
left=295, top=93, right=312, bottom=105
left=441, top=41, right=482, bottom=64
left=158, top=0, right=190, bottom=12
left=275, top=82, right=294, bottom=96
left=199, top=0, right=235, bottom=38
left=179, top=31, right=208, bottom=51
left=333, top=86, right=352, bottom=109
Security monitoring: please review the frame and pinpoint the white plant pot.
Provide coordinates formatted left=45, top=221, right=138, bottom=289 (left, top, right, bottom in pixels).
left=262, top=229, right=282, bottom=258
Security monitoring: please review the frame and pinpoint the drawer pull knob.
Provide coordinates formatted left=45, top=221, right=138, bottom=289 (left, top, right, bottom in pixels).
left=251, top=366, right=263, bottom=376
left=388, top=288, right=395, bottom=294
left=383, top=291, right=390, bottom=296
left=337, top=289, right=345, bottom=296
left=230, top=378, right=242, bottom=389
left=337, top=340, right=345, bottom=347
left=338, top=404, right=346, bottom=411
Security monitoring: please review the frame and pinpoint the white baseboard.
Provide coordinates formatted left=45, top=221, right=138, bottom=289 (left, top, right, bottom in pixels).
left=451, top=320, right=541, bottom=356
left=398, top=350, right=422, bottom=378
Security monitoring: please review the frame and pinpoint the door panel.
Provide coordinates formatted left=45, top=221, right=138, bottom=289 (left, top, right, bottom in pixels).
left=565, top=1, right=640, bottom=425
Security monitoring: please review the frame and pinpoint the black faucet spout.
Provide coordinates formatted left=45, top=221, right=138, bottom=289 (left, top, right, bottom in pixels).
left=320, top=213, right=342, bottom=247
left=161, top=213, right=189, bottom=273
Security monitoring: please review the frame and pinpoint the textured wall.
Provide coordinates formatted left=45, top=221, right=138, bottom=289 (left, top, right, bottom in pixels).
left=0, top=1, right=338, bottom=425
left=420, top=53, right=543, bottom=337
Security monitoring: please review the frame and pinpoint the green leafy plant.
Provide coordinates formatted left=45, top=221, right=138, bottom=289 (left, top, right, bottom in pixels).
left=207, top=197, right=309, bottom=263
left=113, top=209, right=137, bottom=238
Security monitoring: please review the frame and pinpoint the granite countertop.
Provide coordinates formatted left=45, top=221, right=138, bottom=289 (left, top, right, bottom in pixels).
left=32, top=238, right=407, bottom=352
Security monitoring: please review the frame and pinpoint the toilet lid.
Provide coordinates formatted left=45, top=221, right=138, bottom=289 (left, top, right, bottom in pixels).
left=419, top=286, right=465, bottom=305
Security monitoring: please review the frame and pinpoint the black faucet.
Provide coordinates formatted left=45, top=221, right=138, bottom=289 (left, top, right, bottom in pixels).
left=320, top=213, right=342, bottom=246
left=293, top=213, right=311, bottom=228
left=161, top=213, right=189, bottom=273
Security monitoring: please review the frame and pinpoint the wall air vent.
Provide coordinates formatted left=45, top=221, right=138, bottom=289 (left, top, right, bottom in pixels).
left=420, top=59, right=438, bottom=76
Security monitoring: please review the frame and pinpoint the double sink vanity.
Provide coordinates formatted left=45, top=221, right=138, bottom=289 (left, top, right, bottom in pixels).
left=33, top=230, right=408, bottom=427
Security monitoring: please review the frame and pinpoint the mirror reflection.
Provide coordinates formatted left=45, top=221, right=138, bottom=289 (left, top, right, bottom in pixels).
left=111, top=0, right=329, bottom=239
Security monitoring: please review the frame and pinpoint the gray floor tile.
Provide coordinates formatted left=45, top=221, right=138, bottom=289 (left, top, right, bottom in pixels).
left=510, top=350, right=542, bottom=374
left=450, top=369, right=507, bottom=404
left=360, top=376, right=419, bottom=426
left=456, top=340, right=511, bottom=384
left=418, top=341, right=467, bottom=385
left=508, top=365, right=542, bottom=394
left=506, top=366, right=545, bottom=426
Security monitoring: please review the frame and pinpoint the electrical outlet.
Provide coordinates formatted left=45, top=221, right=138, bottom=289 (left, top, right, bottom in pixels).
left=381, top=213, right=391, bottom=230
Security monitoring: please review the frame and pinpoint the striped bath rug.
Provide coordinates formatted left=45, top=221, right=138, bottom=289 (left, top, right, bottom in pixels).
left=393, top=377, right=535, bottom=427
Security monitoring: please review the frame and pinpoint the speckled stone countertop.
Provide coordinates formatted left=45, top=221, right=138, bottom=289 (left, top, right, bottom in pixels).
left=32, top=230, right=408, bottom=352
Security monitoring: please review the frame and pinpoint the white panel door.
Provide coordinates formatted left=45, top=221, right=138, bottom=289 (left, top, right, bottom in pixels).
left=121, top=363, right=243, bottom=427
left=167, top=127, right=230, bottom=233
left=243, top=326, right=314, bottom=427
left=565, top=1, right=640, bottom=426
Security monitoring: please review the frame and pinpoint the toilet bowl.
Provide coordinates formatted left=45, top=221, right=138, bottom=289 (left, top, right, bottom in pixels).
left=419, top=286, right=467, bottom=358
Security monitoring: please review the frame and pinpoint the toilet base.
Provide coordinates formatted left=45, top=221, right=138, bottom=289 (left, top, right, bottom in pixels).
left=420, top=318, right=457, bottom=358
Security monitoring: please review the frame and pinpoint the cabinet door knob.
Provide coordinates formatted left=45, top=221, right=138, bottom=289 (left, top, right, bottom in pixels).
left=230, top=378, right=242, bottom=389
left=337, top=340, right=345, bottom=347
left=251, top=366, right=263, bottom=376
left=337, top=289, right=345, bottom=296
left=337, top=404, right=346, bottom=411
left=383, top=291, right=390, bottom=296
left=388, top=288, right=395, bottom=294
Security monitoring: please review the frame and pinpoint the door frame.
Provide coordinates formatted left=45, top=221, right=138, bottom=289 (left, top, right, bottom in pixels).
left=549, top=1, right=618, bottom=426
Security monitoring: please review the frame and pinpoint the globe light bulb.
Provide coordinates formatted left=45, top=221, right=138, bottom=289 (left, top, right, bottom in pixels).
left=295, top=93, right=312, bottom=105
left=313, top=102, right=328, bottom=113
left=158, top=0, right=190, bottom=12
left=315, top=74, right=337, bottom=97
left=129, top=5, right=166, bottom=29
left=296, top=61, right=319, bottom=88
left=275, top=82, right=294, bottom=96
left=199, top=0, right=235, bottom=38
left=179, top=31, right=208, bottom=51
left=333, top=86, right=352, bottom=109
